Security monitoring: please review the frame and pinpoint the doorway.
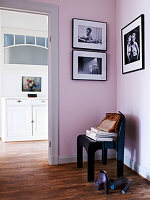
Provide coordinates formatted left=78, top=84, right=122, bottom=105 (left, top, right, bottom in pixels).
left=0, top=9, right=48, bottom=142
left=0, top=0, right=59, bottom=165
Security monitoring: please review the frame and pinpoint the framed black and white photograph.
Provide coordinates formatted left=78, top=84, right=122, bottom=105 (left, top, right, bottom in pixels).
left=121, top=14, right=144, bottom=74
left=72, top=50, right=106, bottom=81
left=72, top=18, right=107, bottom=51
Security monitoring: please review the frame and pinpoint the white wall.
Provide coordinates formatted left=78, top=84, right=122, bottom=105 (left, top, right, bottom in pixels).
left=1, top=10, right=48, bottom=32
left=116, top=0, right=150, bottom=181
left=0, top=10, right=48, bottom=98
left=2, top=66, right=48, bottom=98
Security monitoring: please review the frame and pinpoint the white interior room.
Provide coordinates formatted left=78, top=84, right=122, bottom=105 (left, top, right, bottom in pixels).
left=0, top=10, right=48, bottom=142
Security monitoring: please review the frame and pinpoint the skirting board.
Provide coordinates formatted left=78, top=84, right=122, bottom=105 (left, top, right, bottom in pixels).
left=59, top=150, right=116, bottom=164
left=124, top=155, right=150, bottom=181
left=59, top=152, right=150, bottom=181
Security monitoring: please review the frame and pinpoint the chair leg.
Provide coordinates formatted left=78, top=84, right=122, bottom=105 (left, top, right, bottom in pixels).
left=102, top=149, right=107, bottom=165
left=77, top=138, right=83, bottom=168
left=117, top=150, right=124, bottom=177
left=87, top=149, right=95, bottom=182
left=117, top=160, right=124, bottom=177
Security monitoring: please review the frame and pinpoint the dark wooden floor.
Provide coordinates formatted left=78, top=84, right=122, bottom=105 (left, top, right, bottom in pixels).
left=0, top=140, right=150, bottom=200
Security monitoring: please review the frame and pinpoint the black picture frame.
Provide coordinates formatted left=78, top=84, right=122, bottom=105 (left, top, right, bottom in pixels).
left=72, top=50, right=107, bottom=81
left=121, top=14, right=144, bottom=74
left=72, top=18, right=107, bottom=51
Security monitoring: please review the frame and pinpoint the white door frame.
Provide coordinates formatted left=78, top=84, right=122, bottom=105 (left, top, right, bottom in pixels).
left=0, top=0, right=59, bottom=165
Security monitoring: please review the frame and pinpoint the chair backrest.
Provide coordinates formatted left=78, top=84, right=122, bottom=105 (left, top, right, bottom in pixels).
left=117, top=114, right=126, bottom=147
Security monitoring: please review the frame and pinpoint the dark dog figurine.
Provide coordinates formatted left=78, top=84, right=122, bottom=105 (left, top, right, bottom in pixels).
left=94, top=170, right=130, bottom=194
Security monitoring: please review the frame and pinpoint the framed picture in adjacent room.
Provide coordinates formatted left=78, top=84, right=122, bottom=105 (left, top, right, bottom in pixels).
left=121, top=14, right=144, bottom=74
left=72, top=50, right=107, bottom=81
left=22, top=76, right=41, bottom=92
left=72, top=18, right=107, bottom=51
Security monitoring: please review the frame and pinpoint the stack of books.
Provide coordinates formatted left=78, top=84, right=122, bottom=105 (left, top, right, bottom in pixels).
left=86, top=127, right=117, bottom=141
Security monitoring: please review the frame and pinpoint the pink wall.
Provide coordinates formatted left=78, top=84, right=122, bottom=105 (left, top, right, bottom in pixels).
left=116, top=0, right=150, bottom=178
left=28, top=0, right=117, bottom=156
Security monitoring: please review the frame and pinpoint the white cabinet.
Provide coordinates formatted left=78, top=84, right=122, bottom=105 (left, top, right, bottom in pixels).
left=7, top=101, right=32, bottom=138
left=2, top=98, right=48, bottom=142
left=32, top=100, right=48, bottom=139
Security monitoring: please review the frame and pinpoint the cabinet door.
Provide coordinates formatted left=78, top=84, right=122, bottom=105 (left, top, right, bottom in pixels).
left=32, top=104, right=48, bottom=139
left=7, top=103, right=32, bottom=139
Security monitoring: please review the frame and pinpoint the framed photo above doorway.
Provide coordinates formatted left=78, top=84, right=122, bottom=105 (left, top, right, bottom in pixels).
left=121, top=14, right=144, bottom=74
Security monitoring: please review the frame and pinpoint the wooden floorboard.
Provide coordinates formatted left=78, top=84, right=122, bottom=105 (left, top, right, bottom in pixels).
left=0, top=140, right=150, bottom=200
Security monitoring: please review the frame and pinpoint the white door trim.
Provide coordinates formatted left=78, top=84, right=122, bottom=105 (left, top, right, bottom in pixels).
left=0, top=0, right=59, bottom=165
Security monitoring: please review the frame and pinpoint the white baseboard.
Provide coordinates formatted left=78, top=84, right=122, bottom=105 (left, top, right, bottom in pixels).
left=124, top=155, right=150, bottom=181
left=59, top=153, right=150, bottom=181
left=59, top=150, right=116, bottom=164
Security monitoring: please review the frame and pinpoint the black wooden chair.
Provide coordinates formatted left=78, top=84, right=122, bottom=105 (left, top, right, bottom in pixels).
left=77, top=114, right=126, bottom=182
